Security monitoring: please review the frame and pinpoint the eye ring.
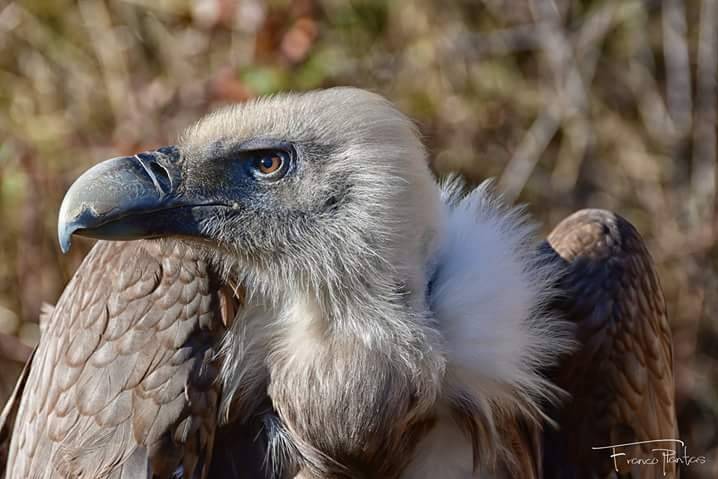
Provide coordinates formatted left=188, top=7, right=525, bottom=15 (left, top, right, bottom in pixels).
left=250, top=149, right=290, bottom=179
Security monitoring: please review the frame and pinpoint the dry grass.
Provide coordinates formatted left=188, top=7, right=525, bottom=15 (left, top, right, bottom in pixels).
left=0, top=0, right=716, bottom=476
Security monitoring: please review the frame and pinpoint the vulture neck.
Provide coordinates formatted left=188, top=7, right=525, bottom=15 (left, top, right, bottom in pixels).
left=263, top=261, right=445, bottom=477
left=273, top=268, right=444, bottom=389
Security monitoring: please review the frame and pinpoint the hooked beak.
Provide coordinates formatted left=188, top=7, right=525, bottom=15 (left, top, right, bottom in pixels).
left=58, top=146, right=224, bottom=253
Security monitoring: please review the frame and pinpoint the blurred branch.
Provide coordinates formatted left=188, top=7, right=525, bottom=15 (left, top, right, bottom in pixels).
left=445, top=23, right=548, bottom=58
left=627, top=62, right=678, bottom=144
left=498, top=104, right=562, bottom=200
left=79, top=0, right=138, bottom=133
left=691, top=0, right=717, bottom=226
left=500, top=1, right=627, bottom=199
left=532, top=0, right=589, bottom=114
left=662, top=0, right=693, bottom=135
left=4, top=4, right=96, bottom=79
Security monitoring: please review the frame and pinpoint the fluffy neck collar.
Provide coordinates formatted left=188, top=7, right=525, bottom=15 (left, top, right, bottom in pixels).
left=412, top=179, right=571, bottom=476
left=430, top=180, right=569, bottom=412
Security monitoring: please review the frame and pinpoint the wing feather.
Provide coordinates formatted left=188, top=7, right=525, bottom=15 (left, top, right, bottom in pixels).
left=542, top=209, right=677, bottom=478
left=4, top=240, right=231, bottom=479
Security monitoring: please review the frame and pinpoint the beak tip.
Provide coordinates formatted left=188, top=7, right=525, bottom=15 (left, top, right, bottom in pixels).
left=57, top=190, right=80, bottom=253
left=59, top=236, right=71, bottom=254
left=58, top=218, right=76, bottom=254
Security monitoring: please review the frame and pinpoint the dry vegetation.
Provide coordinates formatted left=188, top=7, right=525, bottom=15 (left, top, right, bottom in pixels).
left=0, top=0, right=716, bottom=476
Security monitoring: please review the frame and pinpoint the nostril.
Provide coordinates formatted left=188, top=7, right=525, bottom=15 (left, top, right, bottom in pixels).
left=135, top=153, right=173, bottom=198
left=149, top=161, right=171, bottom=190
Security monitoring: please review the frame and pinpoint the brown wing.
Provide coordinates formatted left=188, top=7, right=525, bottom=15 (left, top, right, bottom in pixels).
left=494, top=415, right=542, bottom=479
left=542, top=209, right=677, bottom=478
left=4, top=239, right=236, bottom=479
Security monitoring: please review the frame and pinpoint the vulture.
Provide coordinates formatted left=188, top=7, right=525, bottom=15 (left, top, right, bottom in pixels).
left=0, top=88, right=677, bottom=478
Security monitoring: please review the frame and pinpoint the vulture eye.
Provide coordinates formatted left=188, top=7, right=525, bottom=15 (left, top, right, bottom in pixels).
left=250, top=150, right=289, bottom=179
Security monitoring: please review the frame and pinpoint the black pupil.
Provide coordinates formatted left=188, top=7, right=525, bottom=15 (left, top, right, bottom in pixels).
left=261, top=156, right=276, bottom=169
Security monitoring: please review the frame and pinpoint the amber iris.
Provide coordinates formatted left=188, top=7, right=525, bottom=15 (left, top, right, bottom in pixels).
left=258, top=155, right=283, bottom=174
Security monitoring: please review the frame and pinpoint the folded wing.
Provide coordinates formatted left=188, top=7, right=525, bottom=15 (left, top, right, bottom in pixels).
left=2, top=240, right=238, bottom=479
left=543, top=209, right=677, bottom=478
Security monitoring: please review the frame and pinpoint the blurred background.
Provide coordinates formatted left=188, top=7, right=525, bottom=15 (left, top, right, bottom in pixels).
left=0, top=0, right=715, bottom=476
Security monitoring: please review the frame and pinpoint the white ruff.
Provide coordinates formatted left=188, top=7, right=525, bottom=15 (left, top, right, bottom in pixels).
left=403, top=180, right=571, bottom=478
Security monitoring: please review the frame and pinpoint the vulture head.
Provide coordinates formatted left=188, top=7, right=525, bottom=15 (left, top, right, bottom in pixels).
left=59, top=88, right=442, bottom=308
left=57, top=88, right=569, bottom=477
